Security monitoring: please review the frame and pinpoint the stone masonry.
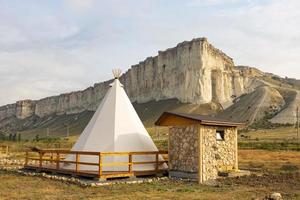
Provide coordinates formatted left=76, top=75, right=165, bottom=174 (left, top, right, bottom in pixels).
left=168, top=125, right=237, bottom=182
left=169, top=125, right=199, bottom=174
left=201, top=126, right=237, bottom=182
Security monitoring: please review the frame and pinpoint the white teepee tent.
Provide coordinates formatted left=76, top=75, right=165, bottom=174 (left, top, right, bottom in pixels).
left=64, top=70, right=166, bottom=171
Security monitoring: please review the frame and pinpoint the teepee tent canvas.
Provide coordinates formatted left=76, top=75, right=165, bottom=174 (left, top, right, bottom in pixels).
left=64, top=70, right=166, bottom=171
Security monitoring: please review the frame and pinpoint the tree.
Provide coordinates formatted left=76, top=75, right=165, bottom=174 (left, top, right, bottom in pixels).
left=35, top=134, right=40, bottom=142
left=18, top=134, right=21, bottom=142
left=8, top=133, right=12, bottom=141
left=12, top=133, right=17, bottom=141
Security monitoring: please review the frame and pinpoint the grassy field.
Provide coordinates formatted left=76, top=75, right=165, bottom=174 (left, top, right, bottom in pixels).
left=239, top=126, right=300, bottom=151
left=239, top=149, right=300, bottom=173
left=0, top=149, right=300, bottom=200
left=0, top=127, right=300, bottom=199
left=0, top=170, right=299, bottom=200
left=240, top=126, right=300, bottom=142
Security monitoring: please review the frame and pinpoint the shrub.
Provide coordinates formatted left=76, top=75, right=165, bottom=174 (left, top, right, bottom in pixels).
left=280, top=165, right=299, bottom=172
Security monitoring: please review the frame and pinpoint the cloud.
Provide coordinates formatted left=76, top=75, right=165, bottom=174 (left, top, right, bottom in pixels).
left=0, top=0, right=300, bottom=106
left=0, top=48, right=96, bottom=103
left=187, top=0, right=241, bottom=7
left=63, top=0, right=96, bottom=14
left=203, top=0, right=300, bottom=76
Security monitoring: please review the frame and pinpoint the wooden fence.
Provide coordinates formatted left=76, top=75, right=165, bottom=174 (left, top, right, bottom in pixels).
left=24, top=149, right=168, bottom=179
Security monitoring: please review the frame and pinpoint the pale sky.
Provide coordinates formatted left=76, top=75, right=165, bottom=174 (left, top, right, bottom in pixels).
left=0, top=0, right=300, bottom=105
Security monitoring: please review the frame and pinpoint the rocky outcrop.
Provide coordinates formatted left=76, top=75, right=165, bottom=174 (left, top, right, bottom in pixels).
left=1, top=37, right=298, bottom=128
left=16, top=100, right=36, bottom=119
left=0, top=38, right=256, bottom=121
left=121, top=38, right=239, bottom=105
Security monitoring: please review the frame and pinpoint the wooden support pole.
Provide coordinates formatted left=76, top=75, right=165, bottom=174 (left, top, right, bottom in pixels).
left=98, top=153, right=103, bottom=178
left=50, top=153, right=53, bottom=164
left=56, top=153, right=60, bottom=170
left=234, top=128, right=239, bottom=171
left=39, top=152, right=43, bottom=168
left=128, top=154, right=132, bottom=173
left=198, top=125, right=203, bottom=184
left=25, top=151, right=28, bottom=166
left=75, top=153, right=80, bottom=172
left=155, top=153, right=159, bottom=173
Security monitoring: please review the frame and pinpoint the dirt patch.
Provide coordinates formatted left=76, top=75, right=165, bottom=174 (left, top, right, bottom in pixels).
left=219, top=173, right=300, bottom=192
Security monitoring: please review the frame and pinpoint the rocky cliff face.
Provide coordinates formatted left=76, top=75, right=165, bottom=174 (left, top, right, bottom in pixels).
left=0, top=38, right=256, bottom=121
left=0, top=37, right=297, bottom=130
left=121, top=38, right=253, bottom=107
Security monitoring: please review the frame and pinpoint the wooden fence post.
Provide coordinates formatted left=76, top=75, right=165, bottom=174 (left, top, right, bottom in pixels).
left=98, top=153, right=103, bottom=178
left=50, top=153, right=53, bottom=165
left=39, top=152, right=43, bottom=168
left=155, top=153, right=159, bottom=172
left=56, top=152, right=60, bottom=170
left=75, top=153, right=80, bottom=172
left=128, top=153, right=132, bottom=173
left=25, top=151, right=28, bottom=166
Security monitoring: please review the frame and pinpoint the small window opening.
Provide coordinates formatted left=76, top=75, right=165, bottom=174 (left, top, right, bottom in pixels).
left=216, top=130, right=225, bottom=141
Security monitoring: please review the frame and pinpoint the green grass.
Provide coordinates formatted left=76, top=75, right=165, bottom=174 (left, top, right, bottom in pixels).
left=239, top=126, right=299, bottom=141
left=238, top=126, right=300, bottom=151
left=1, top=170, right=299, bottom=200
left=238, top=141, right=300, bottom=151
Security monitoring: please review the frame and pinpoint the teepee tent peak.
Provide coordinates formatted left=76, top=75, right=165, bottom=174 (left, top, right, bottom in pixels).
left=63, top=73, right=167, bottom=171
left=112, top=68, right=122, bottom=79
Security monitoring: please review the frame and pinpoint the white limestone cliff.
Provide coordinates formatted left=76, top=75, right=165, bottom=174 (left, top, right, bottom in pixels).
left=0, top=38, right=261, bottom=121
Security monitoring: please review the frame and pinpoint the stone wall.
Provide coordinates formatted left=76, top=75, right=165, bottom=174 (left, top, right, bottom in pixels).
left=201, top=126, right=237, bottom=182
left=169, top=125, right=199, bottom=173
left=168, top=124, right=237, bottom=183
left=0, top=37, right=256, bottom=121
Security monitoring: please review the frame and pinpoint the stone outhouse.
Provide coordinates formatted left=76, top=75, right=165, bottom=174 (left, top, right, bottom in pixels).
left=155, top=112, right=244, bottom=183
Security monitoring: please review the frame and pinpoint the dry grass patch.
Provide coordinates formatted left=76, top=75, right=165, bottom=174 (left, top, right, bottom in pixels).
left=0, top=150, right=300, bottom=199
left=239, top=149, right=300, bottom=172
left=0, top=170, right=299, bottom=200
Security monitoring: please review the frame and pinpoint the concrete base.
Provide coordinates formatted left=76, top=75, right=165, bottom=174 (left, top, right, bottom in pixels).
left=169, top=170, right=197, bottom=180
left=218, top=170, right=251, bottom=178
left=94, top=175, right=137, bottom=182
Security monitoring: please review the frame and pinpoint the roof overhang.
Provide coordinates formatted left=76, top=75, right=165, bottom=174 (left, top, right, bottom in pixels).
left=155, top=111, right=245, bottom=127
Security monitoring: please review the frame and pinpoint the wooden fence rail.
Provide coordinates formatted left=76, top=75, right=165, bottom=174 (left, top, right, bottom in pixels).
left=24, top=149, right=168, bottom=179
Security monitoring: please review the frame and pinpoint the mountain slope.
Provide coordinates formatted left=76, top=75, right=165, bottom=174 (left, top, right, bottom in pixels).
left=217, top=86, right=285, bottom=124
left=0, top=37, right=300, bottom=137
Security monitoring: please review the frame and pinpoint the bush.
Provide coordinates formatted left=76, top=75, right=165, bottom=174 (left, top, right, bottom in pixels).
left=280, top=165, right=299, bottom=172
